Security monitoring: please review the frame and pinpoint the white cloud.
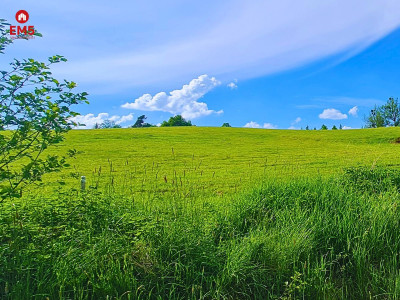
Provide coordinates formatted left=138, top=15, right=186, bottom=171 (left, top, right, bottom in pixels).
left=319, top=108, right=348, bottom=120
left=47, top=0, right=400, bottom=90
left=291, top=117, right=301, bottom=125
left=288, top=126, right=300, bottom=130
left=117, top=114, right=135, bottom=124
left=227, top=81, right=238, bottom=89
left=122, top=75, right=222, bottom=119
left=244, top=121, right=261, bottom=128
left=263, top=123, right=277, bottom=129
left=244, top=121, right=277, bottom=129
left=70, top=113, right=134, bottom=128
left=342, top=126, right=352, bottom=130
left=348, top=106, right=358, bottom=116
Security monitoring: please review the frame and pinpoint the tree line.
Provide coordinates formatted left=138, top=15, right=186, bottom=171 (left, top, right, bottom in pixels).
left=305, top=124, right=343, bottom=130
left=94, top=117, right=347, bottom=130
left=94, top=114, right=193, bottom=129
left=94, top=97, right=400, bottom=130
left=98, top=97, right=400, bottom=130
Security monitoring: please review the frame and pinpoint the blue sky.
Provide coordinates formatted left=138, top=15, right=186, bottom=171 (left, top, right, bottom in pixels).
left=2, top=0, right=400, bottom=129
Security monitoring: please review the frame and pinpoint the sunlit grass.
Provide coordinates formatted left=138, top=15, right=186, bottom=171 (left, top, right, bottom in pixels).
left=41, top=126, right=400, bottom=197
left=2, top=127, right=400, bottom=299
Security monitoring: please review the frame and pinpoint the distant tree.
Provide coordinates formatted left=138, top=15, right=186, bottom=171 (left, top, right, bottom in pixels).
left=305, top=125, right=309, bottom=130
left=100, top=120, right=121, bottom=129
left=365, top=105, right=385, bottom=128
left=161, top=115, right=192, bottom=127
left=132, top=115, right=146, bottom=128
left=365, top=98, right=400, bottom=128
left=93, top=123, right=100, bottom=129
left=314, top=127, right=317, bottom=130
left=222, top=123, right=231, bottom=127
left=321, top=124, right=328, bottom=130
left=332, top=125, right=338, bottom=130
left=131, top=115, right=153, bottom=128
left=383, top=97, right=400, bottom=127
left=339, top=124, right=343, bottom=130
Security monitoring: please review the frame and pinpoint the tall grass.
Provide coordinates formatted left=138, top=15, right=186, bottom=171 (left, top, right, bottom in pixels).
left=2, top=166, right=400, bottom=299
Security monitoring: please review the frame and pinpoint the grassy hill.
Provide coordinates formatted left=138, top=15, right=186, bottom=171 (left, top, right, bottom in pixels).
left=44, top=127, right=400, bottom=197
left=2, top=127, right=400, bottom=299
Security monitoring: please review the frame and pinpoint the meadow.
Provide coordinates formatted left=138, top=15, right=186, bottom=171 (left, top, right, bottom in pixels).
left=41, top=127, right=400, bottom=197
left=2, top=127, right=400, bottom=299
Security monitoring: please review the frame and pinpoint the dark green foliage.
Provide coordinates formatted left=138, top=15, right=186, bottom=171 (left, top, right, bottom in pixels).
left=320, top=124, right=328, bottom=130
left=332, top=125, right=337, bottom=130
left=305, top=125, right=309, bottom=130
left=131, top=115, right=153, bottom=128
left=132, top=114, right=146, bottom=128
left=0, top=19, right=88, bottom=201
left=161, top=115, right=192, bottom=127
left=222, top=122, right=231, bottom=127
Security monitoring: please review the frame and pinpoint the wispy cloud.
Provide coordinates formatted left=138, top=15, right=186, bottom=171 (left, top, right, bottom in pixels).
left=297, top=97, right=384, bottom=110
left=32, top=0, right=400, bottom=90
left=319, top=108, right=348, bottom=120
left=313, top=97, right=385, bottom=107
left=296, top=104, right=323, bottom=109
left=121, top=75, right=222, bottom=119
left=291, top=117, right=302, bottom=125
left=348, top=106, right=358, bottom=116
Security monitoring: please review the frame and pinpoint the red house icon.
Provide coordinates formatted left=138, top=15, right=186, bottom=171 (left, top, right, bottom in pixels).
left=15, top=10, right=29, bottom=24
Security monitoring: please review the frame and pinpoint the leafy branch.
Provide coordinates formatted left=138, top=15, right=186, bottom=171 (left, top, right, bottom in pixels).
left=0, top=19, right=88, bottom=201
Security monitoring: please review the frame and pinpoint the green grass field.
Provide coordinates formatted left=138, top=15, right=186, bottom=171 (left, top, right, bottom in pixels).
left=2, top=127, right=400, bottom=299
left=43, top=127, right=400, bottom=197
